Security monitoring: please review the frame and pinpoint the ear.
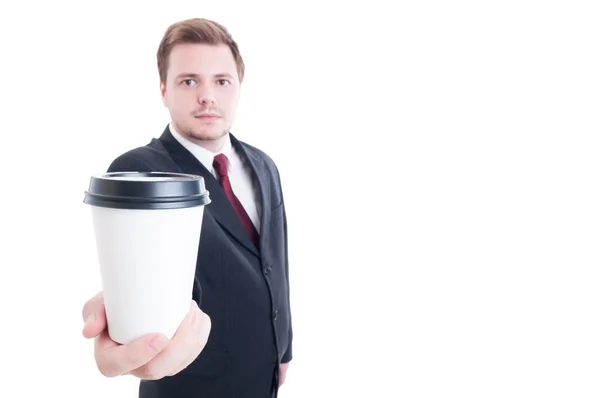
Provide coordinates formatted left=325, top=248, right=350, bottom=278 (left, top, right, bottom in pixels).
left=160, top=81, right=167, bottom=107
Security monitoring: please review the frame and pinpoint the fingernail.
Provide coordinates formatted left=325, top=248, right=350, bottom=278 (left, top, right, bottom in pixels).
left=84, top=312, right=96, bottom=326
left=149, top=335, right=168, bottom=352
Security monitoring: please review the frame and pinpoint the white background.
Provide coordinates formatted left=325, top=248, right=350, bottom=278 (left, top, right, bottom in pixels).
left=0, top=1, right=599, bottom=397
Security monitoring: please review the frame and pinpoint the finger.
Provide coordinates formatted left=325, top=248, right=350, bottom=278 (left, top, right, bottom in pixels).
left=139, top=302, right=211, bottom=379
left=145, top=302, right=208, bottom=379
left=94, top=328, right=119, bottom=351
left=279, top=363, right=289, bottom=386
left=279, top=369, right=286, bottom=386
left=82, top=291, right=103, bottom=321
left=95, top=331, right=169, bottom=378
left=166, top=309, right=212, bottom=376
left=165, top=304, right=203, bottom=376
left=82, top=292, right=107, bottom=339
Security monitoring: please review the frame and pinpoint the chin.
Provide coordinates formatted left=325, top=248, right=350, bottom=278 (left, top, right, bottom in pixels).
left=188, top=128, right=228, bottom=141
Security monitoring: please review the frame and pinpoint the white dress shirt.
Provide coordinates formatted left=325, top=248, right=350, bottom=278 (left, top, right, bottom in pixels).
left=169, top=123, right=261, bottom=231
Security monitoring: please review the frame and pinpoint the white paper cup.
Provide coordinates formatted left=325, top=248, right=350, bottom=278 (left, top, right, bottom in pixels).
left=83, top=171, right=211, bottom=345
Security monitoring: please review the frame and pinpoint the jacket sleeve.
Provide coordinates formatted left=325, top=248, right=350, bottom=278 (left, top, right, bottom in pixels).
left=280, top=209, right=293, bottom=363
left=277, top=167, right=293, bottom=364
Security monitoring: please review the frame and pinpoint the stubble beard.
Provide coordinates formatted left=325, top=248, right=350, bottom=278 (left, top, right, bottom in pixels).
left=175, top=119, right=229, bottom=150
left=186, top=126, right=229, bottom=142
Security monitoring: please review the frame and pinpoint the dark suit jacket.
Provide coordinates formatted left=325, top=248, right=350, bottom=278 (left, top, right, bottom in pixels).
left=106, top=126, right=293, bottom=398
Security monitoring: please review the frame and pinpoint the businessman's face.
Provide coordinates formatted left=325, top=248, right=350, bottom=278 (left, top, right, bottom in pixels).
left=161, top=43, right=240, bottom=145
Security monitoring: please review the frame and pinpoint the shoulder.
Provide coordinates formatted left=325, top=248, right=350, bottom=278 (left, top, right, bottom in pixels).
left=236, top=139, right=289, bottom=205
left=237, top=139, right=281, bottom=174
left=107, top=138, right=170, bottom=173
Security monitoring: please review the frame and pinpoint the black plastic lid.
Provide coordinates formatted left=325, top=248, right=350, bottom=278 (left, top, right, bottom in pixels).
left=83, top=171, right=211, bottom=210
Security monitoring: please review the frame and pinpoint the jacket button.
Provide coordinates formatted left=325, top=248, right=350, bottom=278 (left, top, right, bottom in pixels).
left=273, top=310, right=278, bottom=320
left=264, top=264, right=272, bottom=275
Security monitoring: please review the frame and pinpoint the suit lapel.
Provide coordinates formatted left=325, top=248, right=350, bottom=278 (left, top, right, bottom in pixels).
left=230, top=135, right=273, bottom=248
left=158, top=127, right=260, bottom=257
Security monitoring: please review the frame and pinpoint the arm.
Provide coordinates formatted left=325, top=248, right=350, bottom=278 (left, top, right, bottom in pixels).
left=280, top=201, right=292, bottom=363
left=82, top=152, right=210, bottom=380
left=276, top=165, right=293, bottom=364
left=275, top=166, right=292, bottom=387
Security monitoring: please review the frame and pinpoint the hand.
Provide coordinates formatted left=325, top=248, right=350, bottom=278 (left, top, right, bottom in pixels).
left=82, top=291, right=211, bottom=380
left=279, top=362, right=290, bottom=387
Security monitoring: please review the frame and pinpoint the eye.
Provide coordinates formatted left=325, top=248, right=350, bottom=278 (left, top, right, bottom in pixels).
left=217, top=79, right=230, bottom=86
left=182, top=79, right=197, bottom=86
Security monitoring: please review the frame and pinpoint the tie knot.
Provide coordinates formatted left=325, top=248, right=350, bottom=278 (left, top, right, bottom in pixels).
left=213, top=153, right=229, bottom=178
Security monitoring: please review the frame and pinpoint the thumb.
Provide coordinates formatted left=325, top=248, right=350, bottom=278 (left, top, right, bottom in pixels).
left=82, top=292, right=107, bottom=339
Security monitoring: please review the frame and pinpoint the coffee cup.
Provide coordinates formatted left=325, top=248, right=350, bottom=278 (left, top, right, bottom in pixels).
left=83, top=171, right=211, bottom=345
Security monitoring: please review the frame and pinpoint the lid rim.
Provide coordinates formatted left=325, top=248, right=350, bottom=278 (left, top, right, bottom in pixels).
left=83, top=198, right=211, bottom=210
left=83, top=191, right=211, bottom=203
left=92, top=171, right=205, bottom=181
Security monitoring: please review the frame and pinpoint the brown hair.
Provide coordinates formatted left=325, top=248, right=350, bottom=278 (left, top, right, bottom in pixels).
left=156, top=18, right=245, bottom=84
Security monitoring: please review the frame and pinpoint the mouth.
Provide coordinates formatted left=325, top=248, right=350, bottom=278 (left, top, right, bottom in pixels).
left=194, top=114, right=221, bottom=120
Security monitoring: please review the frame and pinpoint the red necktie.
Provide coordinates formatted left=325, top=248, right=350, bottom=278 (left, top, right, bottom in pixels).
left=213, top=153, right=259, bottom=246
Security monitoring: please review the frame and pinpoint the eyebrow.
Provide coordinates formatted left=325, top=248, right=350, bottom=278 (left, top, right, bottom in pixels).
left=175, top=73, right=235, bottom=80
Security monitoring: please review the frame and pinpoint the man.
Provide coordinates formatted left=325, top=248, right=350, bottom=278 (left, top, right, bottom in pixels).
left=81, top=18, right=293, bottom=397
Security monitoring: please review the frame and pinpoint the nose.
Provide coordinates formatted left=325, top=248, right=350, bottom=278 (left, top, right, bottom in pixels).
left=196, top=85, right=216, bottom=105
